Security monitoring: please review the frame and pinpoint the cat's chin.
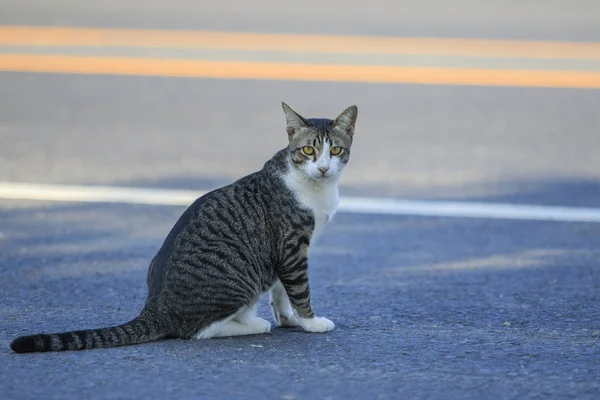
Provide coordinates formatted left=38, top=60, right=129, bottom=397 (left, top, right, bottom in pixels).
left=307, top=174, right=338, bottom=184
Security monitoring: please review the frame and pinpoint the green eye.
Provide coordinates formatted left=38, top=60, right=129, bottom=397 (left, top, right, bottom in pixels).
left=302, top=146, right=315, bottom=155
left=330, top=147, right=342, bottom=156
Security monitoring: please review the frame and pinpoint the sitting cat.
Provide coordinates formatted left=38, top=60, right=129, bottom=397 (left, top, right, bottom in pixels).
left=11, top=102, right=358, bottom=353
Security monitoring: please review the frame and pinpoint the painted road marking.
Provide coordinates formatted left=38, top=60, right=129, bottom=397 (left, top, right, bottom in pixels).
left=0, top=182, right=202, bottom=206
left=1, top=182, right=600, bottom=223
left=1, top=54, right=599, bottom=88
left=1, top=26, right=599, bottom=60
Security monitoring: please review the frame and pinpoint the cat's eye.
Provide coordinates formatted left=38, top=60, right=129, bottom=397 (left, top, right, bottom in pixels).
left=330, top=147, right=343, bottom=156
left=302, top=146, right=315, bottom=155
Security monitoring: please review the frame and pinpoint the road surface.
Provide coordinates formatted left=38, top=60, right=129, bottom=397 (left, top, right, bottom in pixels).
left=0, top=1, right=599, bottom=399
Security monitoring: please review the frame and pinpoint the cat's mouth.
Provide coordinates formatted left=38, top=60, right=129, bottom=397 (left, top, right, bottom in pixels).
left=310, top=172, right=335, bottom=182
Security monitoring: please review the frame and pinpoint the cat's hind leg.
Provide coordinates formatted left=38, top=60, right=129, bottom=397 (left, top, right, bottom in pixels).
left=193, top=305, right=271, bottom=339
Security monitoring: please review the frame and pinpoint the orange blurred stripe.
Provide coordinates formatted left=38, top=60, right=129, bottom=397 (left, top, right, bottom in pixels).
left=1, top=26, right=599, bottom=60
left=1, top=54, right=599, bottom=88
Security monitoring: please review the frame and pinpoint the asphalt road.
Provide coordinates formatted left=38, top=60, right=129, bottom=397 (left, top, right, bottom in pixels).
left=1, top=1, right=600, bottom=399
left=2, top=0, right=600, bottom=40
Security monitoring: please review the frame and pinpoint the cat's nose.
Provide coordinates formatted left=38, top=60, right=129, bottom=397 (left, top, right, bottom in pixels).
left=318, top=167, right=329, bottom=175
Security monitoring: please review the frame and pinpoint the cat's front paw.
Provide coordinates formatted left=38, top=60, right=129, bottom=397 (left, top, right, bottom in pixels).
left=299, top=316, right=335, bottom=333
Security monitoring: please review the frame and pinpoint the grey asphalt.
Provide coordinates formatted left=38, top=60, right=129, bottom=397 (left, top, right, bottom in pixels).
left=1, top=201, right=599, bottom=399
left=2, top=0, right=600, bottom=40
left=1, top=1, right=600, bottom=399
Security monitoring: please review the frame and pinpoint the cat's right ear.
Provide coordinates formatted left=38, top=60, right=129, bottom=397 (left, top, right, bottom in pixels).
left=281, top=102, right=308, bottom=137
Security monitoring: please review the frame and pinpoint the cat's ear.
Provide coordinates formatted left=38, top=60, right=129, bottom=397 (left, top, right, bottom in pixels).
left=333, top=105, right=358, bottom=136
left=281, top=102, right=308, bottom=137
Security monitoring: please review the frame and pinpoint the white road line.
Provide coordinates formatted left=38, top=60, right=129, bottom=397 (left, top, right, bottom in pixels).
left=340, top=197, right=600, bottom=222
left=1, top=181, right=600, bottom=223
left=0, top=182, right=204, bottom=206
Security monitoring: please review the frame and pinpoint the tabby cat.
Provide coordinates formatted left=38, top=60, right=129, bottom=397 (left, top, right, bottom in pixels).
left=10, top=102, right=358, bottom=353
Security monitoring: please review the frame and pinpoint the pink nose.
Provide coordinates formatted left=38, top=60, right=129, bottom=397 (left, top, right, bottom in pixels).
left=318, top=167, right=329, bottom=175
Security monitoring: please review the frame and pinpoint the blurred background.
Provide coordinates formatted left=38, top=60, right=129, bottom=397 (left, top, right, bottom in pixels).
left=1, top=0, right=599, bottom=205
left=2, top=2, right=600, bottom=398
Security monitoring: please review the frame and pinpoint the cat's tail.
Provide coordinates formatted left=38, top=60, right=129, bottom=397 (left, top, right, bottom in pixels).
left=10, top=309, right=168, bottom=353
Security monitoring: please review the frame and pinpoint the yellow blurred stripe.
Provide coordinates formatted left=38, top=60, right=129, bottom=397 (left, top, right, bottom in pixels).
left=1, top=54, right=599, bottom=88
left=1, top=26, right=599, bottom=60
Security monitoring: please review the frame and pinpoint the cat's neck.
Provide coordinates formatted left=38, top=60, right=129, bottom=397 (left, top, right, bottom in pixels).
left=281, top=158, right=340, bottom=240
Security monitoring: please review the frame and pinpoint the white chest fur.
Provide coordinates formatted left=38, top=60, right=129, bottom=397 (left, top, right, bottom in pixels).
left=283, top=168, right=340, bottom=241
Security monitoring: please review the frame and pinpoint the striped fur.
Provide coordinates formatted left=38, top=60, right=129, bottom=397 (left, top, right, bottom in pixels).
left=10, top=102, right=358, bottom=353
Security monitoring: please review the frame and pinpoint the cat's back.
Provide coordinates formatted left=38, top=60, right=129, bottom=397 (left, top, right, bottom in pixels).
left=146, top=168, right=281, bottom=296
left=171, top=169, right=278, bottom=245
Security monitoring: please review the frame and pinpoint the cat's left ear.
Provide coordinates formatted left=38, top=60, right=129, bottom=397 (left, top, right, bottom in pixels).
left=333, top=105, right=358, bottom=136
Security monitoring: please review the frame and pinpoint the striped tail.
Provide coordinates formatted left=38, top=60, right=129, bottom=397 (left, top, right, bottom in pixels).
left=10, top=311, right=167, bottom=353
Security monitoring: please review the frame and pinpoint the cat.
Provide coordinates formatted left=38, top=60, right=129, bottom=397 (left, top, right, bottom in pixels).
left=10, top=102, right=358, bottom=353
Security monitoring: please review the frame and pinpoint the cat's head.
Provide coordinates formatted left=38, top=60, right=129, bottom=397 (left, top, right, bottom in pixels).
left=282, top=102, right=358, bottom=182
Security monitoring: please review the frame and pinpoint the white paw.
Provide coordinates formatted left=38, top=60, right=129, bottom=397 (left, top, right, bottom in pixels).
left=251, top=317, right=272, bottom=334
left=299, top=316, right=335, bottom=333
